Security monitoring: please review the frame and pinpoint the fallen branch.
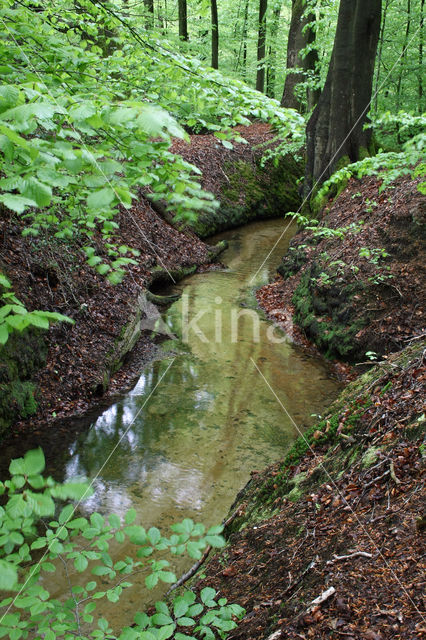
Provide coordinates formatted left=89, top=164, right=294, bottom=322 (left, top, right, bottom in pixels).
left=307, top=586, right=336, bottom=612
left=364, top=469, right=390, bottom=490
left=389, top=460, right=401, bottom=484
left=326, top=551, right=373, bottom=565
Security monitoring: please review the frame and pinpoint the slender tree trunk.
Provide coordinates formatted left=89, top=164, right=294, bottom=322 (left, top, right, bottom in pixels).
left=256, top=0, right=268, bottom=92
left=304, top=0, right=382, bottom=199
left=281, top=0, right=319, bottom=111
left=143, top=0, right=154, bottom=28
left=303, top=5, right=320, bottom=110
left=396, top=0, right=411, bottom=114
left=266, top=1, right=282, bottom=98
left=373, top=0, right=390, bottom=115
left=242, top=0, right=249, bottom=78
left=419, top=0, right=424, bottom=112
left=211, top=0, right=219, bottom=69
left=178, top=0, right=188, bottom=41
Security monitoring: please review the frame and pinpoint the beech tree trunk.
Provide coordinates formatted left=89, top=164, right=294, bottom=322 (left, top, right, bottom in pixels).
left=211, top=0, right=219, bottom=69
left=420, top=0, right=425, bottom=112
left=256, top=0, right=268, bottom=92
left=304, top=0, right=382, bottom=199
left=281, top=0, right=319, bottom=111
left=178, top=0, right=188, bottom=41
left=143, top=0, right=154, bottom=24
left=266, top=1, right=282, bottom=98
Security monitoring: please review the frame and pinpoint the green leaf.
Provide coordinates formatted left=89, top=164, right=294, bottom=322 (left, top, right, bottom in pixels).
left=176, top=616, right=195, bottom=627
left=87, top=187, right=115, bottom=209
left=74, top=555, right=88, bottom=572
left=108, top=513, right=121, bottom=528
left=0, top=323, right=9, bottom=345
left=59, top=504, right=74, bottom=525
left=147, top=527, right=161, bottom=545
left=21, top=178, right=52, bottom=208
left=205, top=535, right=225, bottom=548
left=200, top=587, right=216, bottom=605
left=0, top=560, right=17, bottom=590
left=145, top=573, right=158, bottom=590
left=22, top=448, right=45, bottom=475
left=152, top=613, right=173, bottom=626
left=0, top=194, right=38, bottom=214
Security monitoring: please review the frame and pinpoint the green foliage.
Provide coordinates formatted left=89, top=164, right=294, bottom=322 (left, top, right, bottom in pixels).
left=312, top=124, right=426, bottom=209
left=0, top=273, right=73, bottom=345
left=0, top=448, right=244, bottom=640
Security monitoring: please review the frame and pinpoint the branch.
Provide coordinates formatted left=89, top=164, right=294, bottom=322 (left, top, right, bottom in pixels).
left=326, top=551, right=373, bottom=565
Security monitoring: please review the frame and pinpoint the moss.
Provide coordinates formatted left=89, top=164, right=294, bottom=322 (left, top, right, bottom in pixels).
left=291, top=264, right=367, bottom=361
left=361, top=447, right=381, bottom=468
left=190, top=154, right=303, bottom=237
left=0, top=330, right=46, bottom=437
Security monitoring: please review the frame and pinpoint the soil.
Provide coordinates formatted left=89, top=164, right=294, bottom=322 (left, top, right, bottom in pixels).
left=257, top=173, right=425, bottom=362
left=193, top=341, right=426, bottom=640
left=0, top=195, right=212, bottom=435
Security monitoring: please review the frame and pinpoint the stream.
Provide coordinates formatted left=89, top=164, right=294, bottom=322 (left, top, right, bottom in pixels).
left=3, top=219, right=342, bottom=629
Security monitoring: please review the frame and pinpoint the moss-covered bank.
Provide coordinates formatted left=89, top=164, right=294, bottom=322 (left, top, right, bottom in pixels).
left=190, top=154, right=302, bottom=237
left=0, top=331, right=47, bottom=436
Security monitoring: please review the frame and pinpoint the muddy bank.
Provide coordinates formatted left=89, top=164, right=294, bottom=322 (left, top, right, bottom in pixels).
left=0, top=197, right=216, bottom=436
left=192, top=340, right=425, bottom=639
left=258, top=174, right=425, bottom=362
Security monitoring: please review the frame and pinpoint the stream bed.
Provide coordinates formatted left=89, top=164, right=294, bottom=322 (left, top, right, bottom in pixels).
left=3, top=219, right=342, bottom=628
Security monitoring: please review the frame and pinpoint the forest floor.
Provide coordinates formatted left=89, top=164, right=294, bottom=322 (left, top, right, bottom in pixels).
left=194, top=340, right=425, bottom=640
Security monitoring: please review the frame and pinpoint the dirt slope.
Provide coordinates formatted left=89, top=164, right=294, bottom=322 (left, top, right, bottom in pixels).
left=194, top=341, right=425, bottom=640
left=258, top=174, right=425, bottom=362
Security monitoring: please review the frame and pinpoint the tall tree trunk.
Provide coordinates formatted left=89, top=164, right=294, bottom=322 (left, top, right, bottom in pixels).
left=396, top=0, right=411, bottom=114
left=256, top=0, right=268, bottom=92
left=303, top=5, right=320, bottom=110
left=266, top=1, right=282, bottom=98
left=281, top=0, right=319, bottom=111
left=178, top=0, right=188, bottom=41
left=143, top=0, right=154, bottom=28
left=242, top=0, right=249, bottom=78
left=419, top=0, right=424, bottom=112
left=211, top=0, right=219, bottom=69
left=304, top=0, right=382, bottom=200
left=373, top=0, right=390, bottom=115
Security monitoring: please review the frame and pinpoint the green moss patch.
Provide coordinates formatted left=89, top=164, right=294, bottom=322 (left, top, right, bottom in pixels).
left=0, top=330, right=47, bottom=437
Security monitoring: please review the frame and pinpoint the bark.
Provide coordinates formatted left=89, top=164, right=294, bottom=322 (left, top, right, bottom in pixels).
left=211, top=0, right=219, bottom=69
left=266, top=1, right=282, bottom=98
left=143, top=0, right=154, bottom=28
left=281, top=0, right=319, bottom=111
left=373, top=0, right=390, bottom=115
left=178, top=0, right=188, bottom=41
left=396, top=0, right=411, bottom=114
left=304, top=0, right=382, bottom=199
left=256, top=0, right=268, bottom=92
left=419, top=0, right=424, bottom=112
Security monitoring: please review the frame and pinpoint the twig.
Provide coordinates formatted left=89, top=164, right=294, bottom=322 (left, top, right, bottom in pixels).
left=364, top=469, right=390, bottom=490
left=326, top=551, right=373, bottom=565
left=389, top=460, right=401, bottom=484
left=307, top=586, right=336, bottom=612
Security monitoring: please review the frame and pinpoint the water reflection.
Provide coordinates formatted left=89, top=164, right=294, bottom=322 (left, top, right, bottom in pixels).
left=60, top=219, right=340, bottom=531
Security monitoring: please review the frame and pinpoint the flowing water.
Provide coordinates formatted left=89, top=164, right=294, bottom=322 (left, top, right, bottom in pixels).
left=2, top=219, right=342, bottom=628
